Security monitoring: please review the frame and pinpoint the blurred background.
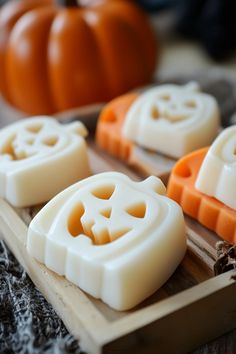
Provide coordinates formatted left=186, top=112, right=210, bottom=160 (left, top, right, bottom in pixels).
left=1, top=0, right=236, bottom=125
left=136, top=0, right=236, bottom=79
left=2, top=0, right=236, bottom=85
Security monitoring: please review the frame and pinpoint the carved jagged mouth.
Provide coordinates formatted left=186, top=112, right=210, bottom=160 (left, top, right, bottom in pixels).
left=164, top=112, right=191, bottom=123
left=151, top=106, right=192, bottom=123
left=67, top=185, right=147, bottom=245
left=150, top=98, right=197, bottom=124
left=67, top=201, right=132, bottom=245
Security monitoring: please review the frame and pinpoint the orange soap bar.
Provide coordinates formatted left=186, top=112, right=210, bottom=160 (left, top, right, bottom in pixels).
left=96, top=93, right=137, bottom=160
left=167, top=148, right=236, bottom=243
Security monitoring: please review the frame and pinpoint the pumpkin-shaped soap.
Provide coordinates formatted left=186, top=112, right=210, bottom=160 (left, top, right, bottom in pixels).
left=27, top=172, right=186, bottom=311
left=167, top=126, right=236, bottom=243
left=96, top=83, right=220, bottom=160
left=0, top=116, right=90, bottom=207
left=0, top=0, right=157, bottom=115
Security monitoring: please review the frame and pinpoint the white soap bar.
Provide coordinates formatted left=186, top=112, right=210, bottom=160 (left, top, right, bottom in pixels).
left=27, top=172, right=186, bottom=311
left=122, top=82, right=220, bottom=158
left=195, top=126, right=236, bottom=211
left=0, top=116, right=90, bottom=207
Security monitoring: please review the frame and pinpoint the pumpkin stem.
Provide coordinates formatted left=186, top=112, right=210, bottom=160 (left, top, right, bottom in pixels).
left=58, top=0, right=79, bottom=7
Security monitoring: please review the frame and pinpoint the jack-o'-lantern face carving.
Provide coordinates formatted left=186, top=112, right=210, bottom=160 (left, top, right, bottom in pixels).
left=67, top=182, right=148, bottom=245
left=0, top=117, right=87, bottom=163
left=0, top=117, right=90, bottom=207
left=142, top=83, right=201, bottom=123
left=57, top=176, right=165, bottom=246
left=1, top=122, right=61, bottom=161
left=122, top=83, right=220, bottom=158
left=195, top=126, right=236, bottom=211
left=27, top=172, right=186, bottom=311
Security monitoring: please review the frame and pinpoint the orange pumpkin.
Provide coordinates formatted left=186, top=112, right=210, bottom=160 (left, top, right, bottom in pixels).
left=0, top=0, right=157, bottom=115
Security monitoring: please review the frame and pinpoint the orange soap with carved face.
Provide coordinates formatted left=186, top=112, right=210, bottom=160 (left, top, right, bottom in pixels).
left=96, top=83, right=220, bottom=164
left=0, top=0, right=157, bottom=115
left=167, top=126, right=236, bottom=243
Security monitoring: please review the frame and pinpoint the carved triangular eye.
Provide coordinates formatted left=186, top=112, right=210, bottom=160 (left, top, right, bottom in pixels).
left=91, top=185, right=115, bottom=200
left=25, top=123, right=43, bottom=134
left=126, top=202, right=146, bottom=218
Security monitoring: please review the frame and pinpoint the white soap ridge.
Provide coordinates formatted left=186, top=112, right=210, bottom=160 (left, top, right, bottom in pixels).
left=0, top=116, right=90, bottom=207
left=122, top=82, right=220, bottom=158
left=195, top=126, right=236, bottom=211
left=27, top=172, right=186, bottom=311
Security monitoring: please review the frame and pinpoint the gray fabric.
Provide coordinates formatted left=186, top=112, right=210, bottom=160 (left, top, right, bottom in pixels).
left=0, top=240, right=83, bottom=354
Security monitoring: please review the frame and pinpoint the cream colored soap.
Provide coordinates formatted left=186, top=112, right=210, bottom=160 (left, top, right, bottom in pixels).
left=27, top=172, right=186, bottom=311
left=195, top=126, right=236, bottom=211
left=122, top=83, right=220, bottom=158
left=0, top=117, right=90, bottom=207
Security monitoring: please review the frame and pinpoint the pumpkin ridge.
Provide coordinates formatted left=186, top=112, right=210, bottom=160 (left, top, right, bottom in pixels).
left=83, top=7, right=114, bottom=101
left=108, top=9, right=150, bottom=80
left=85, top=11, right=131, bottom=98
left=86, top=2, right=156, bottom=99
left=49, top=9, right=112, bottom=110
left=7, top=7, right=58, bottom=114
left=0, top=0, right=53, bottom=105
left=98, top=1, right=157, bottom=78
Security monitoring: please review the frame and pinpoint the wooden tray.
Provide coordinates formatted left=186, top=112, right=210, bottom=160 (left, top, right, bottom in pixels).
left=0, top=142, right=236, bottom=354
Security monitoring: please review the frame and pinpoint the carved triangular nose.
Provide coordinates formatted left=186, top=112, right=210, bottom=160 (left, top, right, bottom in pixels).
left=100, top=208, right=112, bottom=218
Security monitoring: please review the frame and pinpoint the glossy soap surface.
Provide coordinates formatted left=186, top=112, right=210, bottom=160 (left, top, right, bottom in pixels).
left=27, top=172, right=186, bottom=311
left=0, top=0, right=157, bottom=114
left=123, top=83, right=220, bottom=158
left=195, top=126, right=236, bottom=211
left=0, top=117, right=90, bottom=207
